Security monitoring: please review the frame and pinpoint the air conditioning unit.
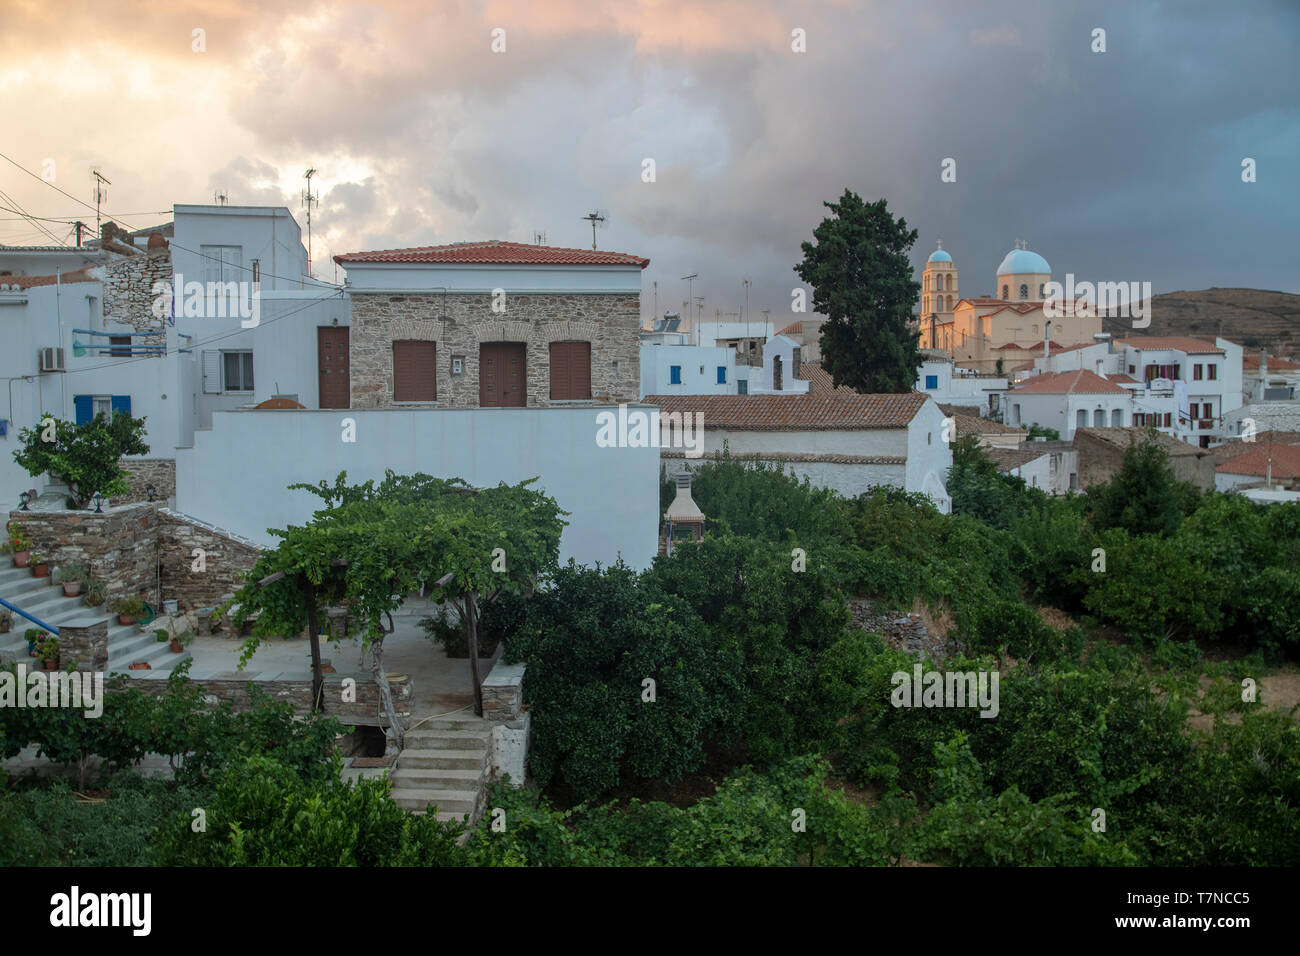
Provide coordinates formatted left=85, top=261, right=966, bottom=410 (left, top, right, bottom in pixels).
left=38, top=347, right=66, bottom=373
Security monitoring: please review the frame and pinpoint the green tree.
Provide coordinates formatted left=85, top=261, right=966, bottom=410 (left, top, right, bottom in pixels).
left=12, top=411, right=149, bottom=508
left=1085, top=432, right=1191, bottom=537
left=794, top=190, right=922, bottom=393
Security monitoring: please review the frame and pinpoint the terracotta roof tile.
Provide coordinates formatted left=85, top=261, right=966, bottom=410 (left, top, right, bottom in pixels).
left=334, top=239, right=649, bottom=268
left=949, top=413, right=1027, bottom=436
left=1011, top=369, right=1129, bottom=395
left=0, top=267, right=98, bottom=289
left=1212, top=432, right=1300, bottom=463
left=1215, top=444, right=1300, bottom=478
left=1074, top=427, right=1210, bottom=456
left=1243, top=353, right=1300, bottom=371
left=795, top=364, right=857, bottom=395
left=1115, top=336, right=1224, bottom=355
left=646, top=393, right=928, bottom=430
left=984, top=447, right=1050, bottom=472
left=777, top=321, right=803, bottom=336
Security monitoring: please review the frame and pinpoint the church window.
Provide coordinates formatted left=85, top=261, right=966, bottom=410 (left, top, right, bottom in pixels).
left=1002, top=285, right=1009, bottom=299
left=1019, top=284, right=1028, bottom=299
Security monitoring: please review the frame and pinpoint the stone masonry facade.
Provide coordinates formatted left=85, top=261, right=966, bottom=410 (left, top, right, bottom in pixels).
left=100, top=237, right=171, bottom=354
left=8, top=503, right=261, bottom=613
left=119, top=458, right=177, bottom=505
left=348, top=292, right=641, bottom=408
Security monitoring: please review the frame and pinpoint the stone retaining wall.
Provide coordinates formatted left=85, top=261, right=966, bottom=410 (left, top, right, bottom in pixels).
left=481, top=659, right=528, bottom=787
left=132, top=671, right=411, bottom=727
left=157, top=509, right=261, bottom=610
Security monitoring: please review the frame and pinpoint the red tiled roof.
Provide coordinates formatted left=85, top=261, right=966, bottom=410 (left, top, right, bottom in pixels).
left=1243, top=353, right=1300, bottom=371
left=1213, top=432, right=1300, bottom=463
left=777, top=321, right=803, bottom=336
left=334, top=239, right=649, bottom=268
left=645, top=393, right=928, bottom=430
left=796, top=363, right=857, bottom=395
left=950, top=413, right=1026, bottom=436
left=1011, top=369, right=1129, bottom=395
left=1109, top=373, right=1139, bottom=385
left=0, top=267, right=98, bottom=289
left=984, top=447, right=1050, bottom=472
left=1116, top=336, right=1223, bottom=355
left=660, top=450, right=906, bottom=465
left=994, top=340, right=1071, bottom=352
left=1215, top=444, right=1300, bottom=478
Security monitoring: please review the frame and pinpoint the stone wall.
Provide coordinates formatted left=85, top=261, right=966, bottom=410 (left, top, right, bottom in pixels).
left=131, top=671, right=411, bottom=727
left=8, top=504, right=162, bottom=607
left=157, top=510, right=261, bottom=611
left=481, top=659, right=528, bottom=787
left=58, top=619, right=108, bottom=672
left=101, top=243, right=171, bottom=352
left=119, top=458, right=177, bottom=505
left=348, top=292, right=640, bottom=408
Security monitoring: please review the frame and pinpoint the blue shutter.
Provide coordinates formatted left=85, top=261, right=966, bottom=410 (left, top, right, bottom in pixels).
left=717, top=367, right=726, bottom=384
left=74, top=395, right=93, bottom=425
left=925, top=375, right=938, bottom=389
left=670, top=366, right=682, bottom=385
left=111, top=395, right=131, bottom=417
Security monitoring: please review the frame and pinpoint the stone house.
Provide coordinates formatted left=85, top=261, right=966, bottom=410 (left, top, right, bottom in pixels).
left=1072, top=426, right=1216, bottom=490
left=333, top=240, right=649, bottom=409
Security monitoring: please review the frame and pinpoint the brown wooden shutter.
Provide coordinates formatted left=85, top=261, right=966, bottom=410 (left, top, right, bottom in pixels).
left=549, top=341, right=590, bottom=400
left=393, top=341, right=436, bottom=401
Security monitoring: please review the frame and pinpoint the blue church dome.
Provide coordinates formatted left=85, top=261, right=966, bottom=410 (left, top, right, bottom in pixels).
left=997, top=247, right=1051, bottom=275
left=927, top=249, right=952, bottom=263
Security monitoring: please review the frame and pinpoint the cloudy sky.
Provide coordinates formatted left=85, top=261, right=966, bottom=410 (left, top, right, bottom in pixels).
left=2, top=0, right=1296, bottom=323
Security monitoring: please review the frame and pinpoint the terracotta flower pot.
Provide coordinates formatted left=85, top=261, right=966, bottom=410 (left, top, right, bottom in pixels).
left=170, top=638, right=183, bottom=653
left=43, top=659, right=58, bottom=671
left=118, top=614, right=137, bottom=626
left=128, top=661, right=151, bottom=671
left=32, top=563, right=50, bottom=578
left=13, top=551, right=31, bottom=568
left=63, top=581, right=82, bottom=597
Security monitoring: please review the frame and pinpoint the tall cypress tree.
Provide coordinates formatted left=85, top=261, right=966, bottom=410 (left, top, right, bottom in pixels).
left=794, top=190, right=922, bottom=393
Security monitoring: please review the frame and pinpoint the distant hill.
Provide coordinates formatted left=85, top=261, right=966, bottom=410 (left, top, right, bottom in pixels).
left=1102, top=288, right=1300, bottom=357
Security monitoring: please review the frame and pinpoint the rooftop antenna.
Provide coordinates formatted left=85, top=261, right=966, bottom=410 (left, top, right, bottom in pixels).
left=582, top=209, right=607, bottom=250
left=533, top=231, right=547, bottom=245
left=302, top=167, right=319, bottom=277
left=681, top=273, right=698, bottom=342
left=213, top=190, right=230, bottom=206
left=90, top=167, right=111, bottom=235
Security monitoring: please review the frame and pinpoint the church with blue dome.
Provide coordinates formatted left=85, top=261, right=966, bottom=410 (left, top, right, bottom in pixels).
left=918, top=239, right=1102, bottom=373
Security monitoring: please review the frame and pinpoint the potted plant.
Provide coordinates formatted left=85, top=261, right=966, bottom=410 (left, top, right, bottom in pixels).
left=155, top=628, right=170, bottom=643
left=0, top=610, right=11, bottom=634
left=169, top=629, right=194, bottom=654
left=38, top=634, right=59, bottom=670
left=3, top=521, right=32, bottom=568
left=111, top=595, right=145, bottom=626
left=25, top=627, right=46, bottom=656
left=57, top=564, right=87, bottom=597
left=84, top=578, right=106, bottom=608
left=30, top=553, right=51, bottom=578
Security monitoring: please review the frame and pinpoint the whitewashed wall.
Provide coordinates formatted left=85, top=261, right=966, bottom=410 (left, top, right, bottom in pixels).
left=174, top=406, right=660, bottom=570
left=639, top=344, right=735, bottom=397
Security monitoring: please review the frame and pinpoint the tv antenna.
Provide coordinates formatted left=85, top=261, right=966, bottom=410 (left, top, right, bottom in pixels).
left=582, top=209, right=607, bottom=249
left=213, top=190, right=230, bottom=206
left=533, top=231, right=548, bottom=245
left=90, top=167, right=111, bottom=235
left=302, top=167, right=319, bottom=277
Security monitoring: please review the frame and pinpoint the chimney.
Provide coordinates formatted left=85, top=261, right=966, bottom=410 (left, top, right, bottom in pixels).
left=1260, top=349, right=1268, bottom=385
left=663, top=472, right=707, bottom=555
left=1044, top=320, right=1052, bottom=360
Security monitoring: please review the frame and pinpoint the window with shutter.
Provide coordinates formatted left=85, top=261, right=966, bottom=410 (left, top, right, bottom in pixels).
left=393, top=341, right=437, bottom=401
left=549, top=341, right=591, bottom=400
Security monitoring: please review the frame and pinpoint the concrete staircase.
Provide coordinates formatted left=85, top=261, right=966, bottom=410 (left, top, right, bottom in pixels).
left=0, top=564, right=189, bottom=673
left=389, top=715, right=492, bottom=824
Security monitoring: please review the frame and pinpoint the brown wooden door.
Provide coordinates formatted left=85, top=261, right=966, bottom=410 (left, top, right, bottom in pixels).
left=479, top=342, right=526, bottom=407
left=318, top=327, right=350, bottom=408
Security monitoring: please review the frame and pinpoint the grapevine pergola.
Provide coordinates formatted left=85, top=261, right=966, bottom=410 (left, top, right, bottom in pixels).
left=224, top=471, right=566, bottom=745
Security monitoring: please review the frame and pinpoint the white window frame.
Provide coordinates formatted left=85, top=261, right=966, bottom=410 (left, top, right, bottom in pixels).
left=201, top=245, right=243, bottom=285
left=221, top=349, right=254, bottom=393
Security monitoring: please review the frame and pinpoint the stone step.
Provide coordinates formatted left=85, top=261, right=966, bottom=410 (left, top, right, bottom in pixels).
left=402, top=728, right=491, bottom=750
left=414, top=716, right=491, bottom=732
left=388, top=788, right=477, bottom=814
left=396, top=749, right=485, bottom=771
left=391, top=767, right=484, bottom=788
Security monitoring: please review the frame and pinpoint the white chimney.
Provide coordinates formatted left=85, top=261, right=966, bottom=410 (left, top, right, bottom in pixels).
left=1044, top=320, right=1051, bottom=361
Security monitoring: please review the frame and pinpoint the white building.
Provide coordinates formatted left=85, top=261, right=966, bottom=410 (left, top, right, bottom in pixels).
left=0, top=204, right=347, bottom=507
left=647, top=392, right=952, bottom=512
left=1242, top=351, right=1300, bottom=404
left=1114, top=337, right=1243, bottom=447
left=640, top=343, right=737, bottom=396
left=916, top=357, right=1007, bottom=417
left=1006, top=369, right=1132, bottom=440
